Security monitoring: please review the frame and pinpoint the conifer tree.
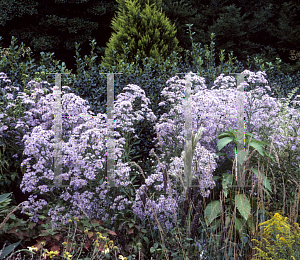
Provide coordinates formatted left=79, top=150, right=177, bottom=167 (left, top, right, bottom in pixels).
left=100, top=0, right=184, bottom=71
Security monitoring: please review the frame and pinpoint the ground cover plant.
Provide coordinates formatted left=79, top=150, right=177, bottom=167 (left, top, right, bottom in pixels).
left=0, top=26, right=300, bottom=259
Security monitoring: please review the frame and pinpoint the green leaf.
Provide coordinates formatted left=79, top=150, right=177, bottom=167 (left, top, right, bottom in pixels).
left=222, top=173, right=233, bottom=198
left=143, top=236, right=149, bottom=246
left=209, top=219, right=221, bottom=233
left=251, top=168, right=272, bottom=193
left=0, top=193, right=12, bottom=204
left=205, top=200, right=221, bottom=226
left=248, top=139, right=266, bottom=157
left=235, top=194, right=251, bottom=221
left=247, top=217, right=256, bottom=234
left=262, top=186, right=273, bottom=200
left=234, top=217, right=243, bottom=236
left=216, top=136, right=234, bottom=151
left=130, top=154, right=143, bottom=160
left=128, top=223, right=134, bottom=228
left=215, top=132, right=231, bottom=139
left=192, top=127, right=205, bottom=152
left=0, top=240, right=22, bottom=259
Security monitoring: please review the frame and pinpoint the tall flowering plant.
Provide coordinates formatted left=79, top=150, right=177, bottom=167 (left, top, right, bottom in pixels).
left=0, top=73, right=37, bottom=188
left=15, top=82, right=159, bottom=230
left=0, top=69, right=299, bottom=236
left=151, top=70, right=300, bottom=177
left=137, top=70, right=300, bottom=233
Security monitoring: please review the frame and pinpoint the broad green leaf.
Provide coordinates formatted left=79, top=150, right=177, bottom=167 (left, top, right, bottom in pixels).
left=235, top=217, right=243, bottom=237
left=205, top=200, right=221, bottom=226
left=216, top=136, right=234, bottom=151
left=248, top=140, right=266, bottom=157
left=235, top=194, right=251, bottom=221
left=0, top=240, right=22, bottom=260
left=225, top=215, right=245, bottom=238
left=222, top=173, right=233, bottom=198
left=215, top=132, right=232, bottom=139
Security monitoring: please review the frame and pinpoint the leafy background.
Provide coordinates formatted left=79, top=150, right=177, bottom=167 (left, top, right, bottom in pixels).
left=0, top=0, right=300, bottom=227
left=0, top=0, right=299, bottom=73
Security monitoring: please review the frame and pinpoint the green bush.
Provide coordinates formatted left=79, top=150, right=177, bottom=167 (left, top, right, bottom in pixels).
left=100, top=0, right=184, bottom=73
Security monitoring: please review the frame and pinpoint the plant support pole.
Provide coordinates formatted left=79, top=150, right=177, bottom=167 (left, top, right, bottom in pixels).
left=229, top=73, right=247, bottom=188
left=176, top=72, right=201, bottom=190
left=184, top=72, right=192, bottom=189
left=43, top=72, right=124, bottom=188
left=176, top=72, right=248, bottom=190
left=46, top=73, right=71, bottom=188
left=99, top=73, right=123, bottom=188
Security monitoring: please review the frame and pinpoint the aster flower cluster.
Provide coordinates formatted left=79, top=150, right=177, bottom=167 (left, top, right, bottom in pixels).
left=0, top=69, right=299, bottom=235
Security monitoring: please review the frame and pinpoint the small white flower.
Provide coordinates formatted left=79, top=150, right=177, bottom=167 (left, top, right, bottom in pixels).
left=27, top=246, right=38, bottom=252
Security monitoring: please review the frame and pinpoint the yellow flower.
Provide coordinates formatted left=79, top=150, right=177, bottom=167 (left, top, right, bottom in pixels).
left=62, top=242, right=68, bottom=246
left=119, top=256, right=127, bottom=260
left=40, top=242, right=46, bottom=246
left=68, top=219, right=72, bottom=223
left=47, top=250, right=59, bottom=259
left=252, top=212, right=299, bottom=259
left=74, top=217, right=79, bottom=221
left=64, top=251, right=73, bottom=260
left=42, top=249, right=49, bottom=258
left=108, top=240, right=114, bottom=248
left=278, top=236, right=286, bottom=243
left=104, top=245, right=108, bottom=249
left=27, top=246, right=38, bottom=252
left=102, top=248, right=109, bottom=254
left=99, top=234, right=106, bottom=240
left=259, top=212, right=291, bottom=237
left=113, top=246, right=118, bottom=251
left=84, top=229, right=89, bottom=234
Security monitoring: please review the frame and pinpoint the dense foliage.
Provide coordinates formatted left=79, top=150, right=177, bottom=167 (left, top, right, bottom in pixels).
left=0, top=0, right=300, bottom=73
left=0, top=14, right=300, bottom=258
